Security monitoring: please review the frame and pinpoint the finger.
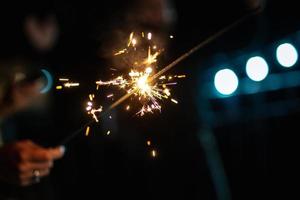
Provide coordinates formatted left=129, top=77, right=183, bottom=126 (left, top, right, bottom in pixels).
left=20, top=142, right=62, bottom=162
left=27, top=161, right=53, bottom=171
left=27, top=142, right=55, bottom=162
left=16, top=141, right=51, bottom=162
left=27, top=148, right=53, bottom=162
left=24, top=140, right=45, bottom=150
left=48, top=146, right=65, bottom=160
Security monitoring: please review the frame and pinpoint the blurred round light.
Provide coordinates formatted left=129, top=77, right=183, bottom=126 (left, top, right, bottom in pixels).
left=276, top=43, right=298, bottom=67
left=40, top=69, right=53, bottom=94
left=214, top=69, right=239, bottom=95
left=246, top=56, right=269, bottom=81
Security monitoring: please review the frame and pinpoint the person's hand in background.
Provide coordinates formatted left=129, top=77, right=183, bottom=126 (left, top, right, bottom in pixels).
left=0, top=140, right=65, bottom=186
left=0, top=73, right=44, bottom=118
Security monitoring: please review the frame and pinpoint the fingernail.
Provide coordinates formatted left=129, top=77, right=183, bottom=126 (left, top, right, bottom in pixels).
left=60, top=146, right=66, bottom=155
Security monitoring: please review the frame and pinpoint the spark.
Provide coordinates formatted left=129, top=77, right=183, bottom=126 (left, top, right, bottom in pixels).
left=126, top=69, right=165, bottom=116
left=170, top=35, right=174, bottom=39
left=96, top=76, right=128, bottom=87
left=171, top=99, right=178, bottom=104
left=106, top=130, right=111, bottom=135
left=96, top=67, right=179, bottom=116
left=85, top=126, right=90, bottom=136
left=114, top=48, right=127, bottom=56
left=145, top=67, right=153, bottom=74
left=177, top=75, right=186, bottom=78
left=147, top=32, right=152, bottom=40
left=143, top=47, right=160, bottom=66
left=163, top=88, right=171, bottom=96
left=85, top=93, right=103, bottom=122
left=127, top=32, right=134, bottom=47
left=86, top=106, right=91, bottom=111
left=89, top=94, right=94, bottom=101
left=90, top=107, right=103, bottom=122
left=151, top=150, right=157, bottom=158
left=59, top=78, right=69, bottom=81
left=162, top=82, right=177, bottom=86
left=107, top=94, right=114, bottom=98
left=147, top=140, right=151, bottom=146
left=132, top=38, right=137, bottom=46
left=109, top=115, right=112, bottom=119
left=64, top=82, right=80, bottom=88
left=57, top=78, right=80, bottom=89
left=113, top=67, right=173, bottom=115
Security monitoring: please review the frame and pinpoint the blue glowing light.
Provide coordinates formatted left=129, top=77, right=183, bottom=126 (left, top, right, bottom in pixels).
left=40, top=69, right=53, bottom=94
left=246, top=56, right=269, bottom=81
left=276, top=43, right=298, bottom=67
left=214, top=69, right=239, bottom=95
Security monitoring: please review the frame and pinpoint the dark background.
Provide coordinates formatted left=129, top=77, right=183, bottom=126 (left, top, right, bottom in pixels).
left=0, top=0, right=299, bottom=199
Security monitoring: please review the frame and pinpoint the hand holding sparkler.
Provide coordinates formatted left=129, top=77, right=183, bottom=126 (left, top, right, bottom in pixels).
left=0, top=140, right=65, bottom=186
left=0, top=71, right=45, bottom=118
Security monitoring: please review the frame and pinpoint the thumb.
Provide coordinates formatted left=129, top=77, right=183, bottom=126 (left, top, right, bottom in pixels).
left=48, top=146, right=65, bottom=160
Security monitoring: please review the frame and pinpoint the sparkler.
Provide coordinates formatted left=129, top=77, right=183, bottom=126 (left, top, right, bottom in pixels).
left=59, top=10, right=258, bottom=145
left=96, top=31, right=183, bottom=117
